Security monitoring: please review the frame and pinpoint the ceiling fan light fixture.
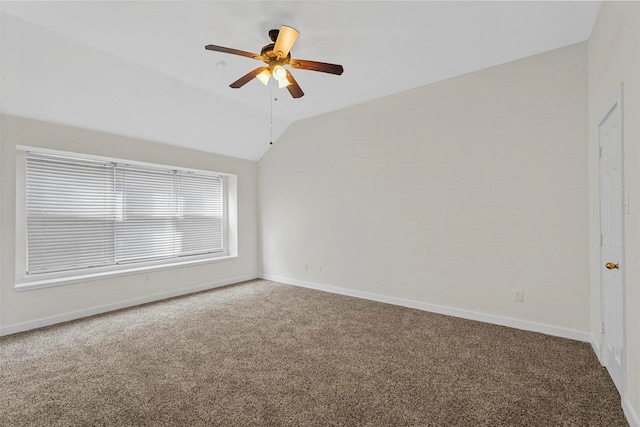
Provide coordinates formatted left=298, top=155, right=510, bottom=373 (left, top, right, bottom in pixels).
left=256, top=68, right=271, bottom=85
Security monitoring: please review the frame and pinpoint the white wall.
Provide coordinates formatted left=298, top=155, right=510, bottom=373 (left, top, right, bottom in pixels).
left=260, top=43, right=589, bottom=338
left=588, top=1, right=640, bottom=424
left=0, top=114, right=259, bottom=334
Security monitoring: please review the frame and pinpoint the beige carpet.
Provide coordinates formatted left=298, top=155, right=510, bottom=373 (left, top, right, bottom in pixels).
left=0, top=279, right=627, bottom=426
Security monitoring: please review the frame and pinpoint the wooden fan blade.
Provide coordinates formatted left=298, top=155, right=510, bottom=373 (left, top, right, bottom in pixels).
left=289, top=59, right=343, bottom=75
left=205, top=44, right=263, bottom=60
left=285, top=70, right=304, bottom=98
left=230, top=67, right=268, bottom=88
left=273, top=25, right=299, bottom=59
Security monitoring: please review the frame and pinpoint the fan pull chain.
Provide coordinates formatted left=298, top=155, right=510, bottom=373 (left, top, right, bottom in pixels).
left=269, top=82, right=277, bottom=145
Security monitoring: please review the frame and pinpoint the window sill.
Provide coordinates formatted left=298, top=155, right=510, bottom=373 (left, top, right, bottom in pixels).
left=15, top=254, right=237, bottom=291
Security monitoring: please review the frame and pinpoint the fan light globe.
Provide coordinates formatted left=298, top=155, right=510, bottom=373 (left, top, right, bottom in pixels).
left=257, top=69, right=271, bottom=85
left=278, top=78, right=291, bottom=89
left=273, top=25, right=299, bottom=59
left=272, top=65, right=287, bottom=81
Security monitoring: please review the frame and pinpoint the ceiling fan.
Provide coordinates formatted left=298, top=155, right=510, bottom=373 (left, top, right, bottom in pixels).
left=205, top=25, right=344, bottom=99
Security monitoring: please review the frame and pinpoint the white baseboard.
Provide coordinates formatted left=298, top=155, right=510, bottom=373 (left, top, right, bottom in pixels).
left=0, top=274, right=259, bottom=336
left=592, top=337, right=638, bottom=427
left=624, top=400, right=640, bottom=427
left=261, top=274, right=591, bottom=343
left=590, top=335, right=602, bottom=363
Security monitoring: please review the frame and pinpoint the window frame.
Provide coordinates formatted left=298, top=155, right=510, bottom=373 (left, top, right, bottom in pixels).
left=15, top=147, right=237, bottom=291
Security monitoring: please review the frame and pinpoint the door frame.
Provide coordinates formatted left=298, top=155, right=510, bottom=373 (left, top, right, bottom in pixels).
left=598, top=83, right=626, bottom=396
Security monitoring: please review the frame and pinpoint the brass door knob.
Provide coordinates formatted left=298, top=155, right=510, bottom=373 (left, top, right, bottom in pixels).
left=605, top=262, right=619, bottom=270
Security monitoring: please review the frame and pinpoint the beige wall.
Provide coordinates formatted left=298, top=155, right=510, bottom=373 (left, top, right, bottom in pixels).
left=260, top=43, right=589, bottom=335
left=589, top=0, right=640, bottom=422
left=0, top=114, right=259, bottom=332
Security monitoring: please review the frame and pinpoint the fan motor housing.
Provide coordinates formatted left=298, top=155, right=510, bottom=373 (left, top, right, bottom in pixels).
left=261, top=44, right=291, bottom=65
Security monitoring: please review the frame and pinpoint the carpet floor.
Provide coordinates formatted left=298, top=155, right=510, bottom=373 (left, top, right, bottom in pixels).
left=0, top=279, right=627, bottom=426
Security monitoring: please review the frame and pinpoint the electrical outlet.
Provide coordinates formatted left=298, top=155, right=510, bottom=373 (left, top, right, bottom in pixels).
left=317, top=265, right=322, bottom=273
left=144, top=274, right=149, bottom=283
left=304, top=263, right=309, bottom=271
left=514, top=290, right=524, bottom=302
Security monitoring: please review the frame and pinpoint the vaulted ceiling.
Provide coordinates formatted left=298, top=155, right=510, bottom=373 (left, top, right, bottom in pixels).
left=1, top=1, right=601, bottom=161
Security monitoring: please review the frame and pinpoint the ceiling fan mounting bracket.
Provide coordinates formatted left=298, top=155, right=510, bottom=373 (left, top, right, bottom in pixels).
left=268, top=29, right=279, bottom=42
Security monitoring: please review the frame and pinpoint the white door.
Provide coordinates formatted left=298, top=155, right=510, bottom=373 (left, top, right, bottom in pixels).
left=599, top=90, right=625, bottom=395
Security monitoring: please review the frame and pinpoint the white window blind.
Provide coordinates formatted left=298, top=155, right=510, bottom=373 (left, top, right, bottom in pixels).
left=26, top=153, right=116, bottom=273
left=26, top=152, right=224, bottom=275
left=176, top=172, right=224, bottom=256
left=115, top=165, right=178, bottom=264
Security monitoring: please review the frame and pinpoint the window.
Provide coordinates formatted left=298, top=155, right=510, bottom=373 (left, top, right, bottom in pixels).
left=17, top=149, right=235, bottom=289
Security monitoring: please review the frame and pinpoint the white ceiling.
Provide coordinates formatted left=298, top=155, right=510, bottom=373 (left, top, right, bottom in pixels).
left=1, top=1, right=601, bottom=161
